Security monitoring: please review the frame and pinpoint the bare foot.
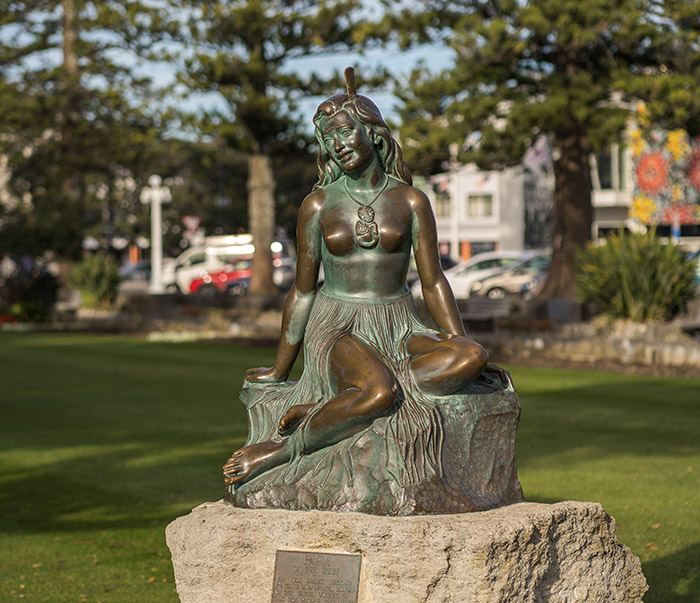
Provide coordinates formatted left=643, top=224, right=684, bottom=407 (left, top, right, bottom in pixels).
left=223, top=440, right=290, bottom=486
left=278, top=404, right=315, bottom=436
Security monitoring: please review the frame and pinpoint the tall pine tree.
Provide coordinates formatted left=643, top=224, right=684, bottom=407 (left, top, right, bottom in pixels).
left=0, top=0, right=167, bottom=258
left=391, top=0, right=700, bottom=298
left=167, top=0, right=381, bottom=294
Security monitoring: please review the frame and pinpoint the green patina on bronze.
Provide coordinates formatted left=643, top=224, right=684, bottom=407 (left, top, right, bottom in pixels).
left=225, top=292, right=522, bottom=515
left=222, top=68, right=522, bottom=515
left=283, top=289, right=314, bottom=346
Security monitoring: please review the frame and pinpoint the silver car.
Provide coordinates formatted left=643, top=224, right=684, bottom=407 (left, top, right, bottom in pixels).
left=412, top=250, right=532, bottom=300
left=470, top=253, right=552, bottom=300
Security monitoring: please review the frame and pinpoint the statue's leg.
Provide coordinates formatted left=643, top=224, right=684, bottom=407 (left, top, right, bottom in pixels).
left=224, top=334, right=397, bottom=486
left=407, top=333, right=488, bottom=396
left=300, top=333, right=398, bottom=453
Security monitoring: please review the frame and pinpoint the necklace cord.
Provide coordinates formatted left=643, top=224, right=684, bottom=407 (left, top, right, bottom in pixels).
left=343, top=176, right=389, bottom=208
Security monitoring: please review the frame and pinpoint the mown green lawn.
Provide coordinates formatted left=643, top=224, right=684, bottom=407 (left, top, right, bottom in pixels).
left=0, top=331, right=698, bottom=602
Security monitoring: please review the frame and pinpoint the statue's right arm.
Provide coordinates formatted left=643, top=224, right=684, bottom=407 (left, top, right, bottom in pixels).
left=245, top=191, right=324, bottom=383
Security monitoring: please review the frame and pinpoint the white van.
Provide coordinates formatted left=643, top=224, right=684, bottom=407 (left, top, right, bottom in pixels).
left=163, top=234, right=288, bottom=293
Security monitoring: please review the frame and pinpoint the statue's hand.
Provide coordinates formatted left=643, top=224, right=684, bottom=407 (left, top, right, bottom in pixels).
left=480, top=362, right=514, bottom=390
left=245, top=366, right=286, bottom=384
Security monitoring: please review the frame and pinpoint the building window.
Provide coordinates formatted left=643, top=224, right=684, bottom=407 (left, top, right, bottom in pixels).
left=593, top=143, right=628, bottom=191
left=435, top=190, right=451, bottom=217
left=467, top=193, right=493, bottom=218
left=597, top=148, right=613, bottom=189
left=432, top=181, right=451, bottom=217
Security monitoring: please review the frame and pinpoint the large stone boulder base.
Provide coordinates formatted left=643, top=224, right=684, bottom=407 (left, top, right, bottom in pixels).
left=166, top=500, right=647, bottom=602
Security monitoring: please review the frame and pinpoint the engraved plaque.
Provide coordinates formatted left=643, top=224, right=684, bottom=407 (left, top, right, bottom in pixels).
left=271, top=550, right=361, bottom=603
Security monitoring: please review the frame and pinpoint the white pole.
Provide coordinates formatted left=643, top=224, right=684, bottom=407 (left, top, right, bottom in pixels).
left=140, top=175, right=171, bottom=294
left=150, top=189, right=163, bottom=293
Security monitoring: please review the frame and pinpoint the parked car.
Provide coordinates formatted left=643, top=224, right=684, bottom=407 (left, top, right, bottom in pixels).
left=520, top=270, right=548, bottom=300
left=470, top=252, right=552, bottom=300
left=118, top=260, right=151, bottom=282
left=226, top=278, right=251, bottom=297
left=189, top=258, right=253, bottom=295
left=411, top=250, right=535, bottom=300
left=406, top=254, right=455, bottom=286
left=272, top=256, right=296, bottom=290
left=163, top=234, right=290, bottom=294
left=190, top=254, right=294, bottom=296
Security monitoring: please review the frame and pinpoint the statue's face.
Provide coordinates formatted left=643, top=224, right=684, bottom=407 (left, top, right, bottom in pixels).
left=320, top=110, right=374, bottom=173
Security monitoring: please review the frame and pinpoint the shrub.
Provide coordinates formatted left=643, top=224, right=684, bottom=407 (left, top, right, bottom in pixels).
left=69, top=253, right=121, bottom=309
left=576, top=229, right=697, bottom=322
left=0, top=260, right=58, bottom=322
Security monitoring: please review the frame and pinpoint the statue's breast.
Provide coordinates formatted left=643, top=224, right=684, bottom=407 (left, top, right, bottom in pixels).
left=321, top=198, right=412, bottom=257
left=321, top=206, right=356, bottom=256
left=376, top=200, right=412, bottom=252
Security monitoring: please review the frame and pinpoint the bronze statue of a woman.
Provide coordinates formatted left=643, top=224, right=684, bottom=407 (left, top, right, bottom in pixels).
left=223, top=68, right=520, bottom=515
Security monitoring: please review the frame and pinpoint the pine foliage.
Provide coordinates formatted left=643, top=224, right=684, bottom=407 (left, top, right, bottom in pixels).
left=167, top=0, right=381, bottom=155
left=0, top=1, right=169, bottom=258
left=393, top=0, right=700, bottom=169
left=388, top=0, right=700, bottom=298
left=164, top=0, right=384, bottom=293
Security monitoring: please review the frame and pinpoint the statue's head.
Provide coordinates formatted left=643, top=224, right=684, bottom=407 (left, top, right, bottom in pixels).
left=312, top=68, right=411, bottom=189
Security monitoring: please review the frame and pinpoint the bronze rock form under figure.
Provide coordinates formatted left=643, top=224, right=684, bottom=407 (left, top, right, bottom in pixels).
left=223, top=68, right=523, bottom=515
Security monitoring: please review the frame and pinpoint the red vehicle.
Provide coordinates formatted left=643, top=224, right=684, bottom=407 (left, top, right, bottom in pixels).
left=188, top=258, right=253, bottom=295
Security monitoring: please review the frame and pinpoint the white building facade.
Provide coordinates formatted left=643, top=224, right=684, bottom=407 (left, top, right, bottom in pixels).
left=424, top=164, right=531, bottom=261
left=422, top=142, right=644, bottom=263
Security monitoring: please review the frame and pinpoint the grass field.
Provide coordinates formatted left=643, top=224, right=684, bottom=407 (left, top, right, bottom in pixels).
left=0, top=331, right=698, bottom=602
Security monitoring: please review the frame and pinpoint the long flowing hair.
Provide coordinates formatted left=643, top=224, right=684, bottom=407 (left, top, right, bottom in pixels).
left=312, top=93, right=412, bottom=190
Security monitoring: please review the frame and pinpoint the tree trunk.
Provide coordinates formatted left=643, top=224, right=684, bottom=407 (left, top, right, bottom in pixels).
left=62, top=0, right=78, bottom=76
left=60, top=0, right=84, bottom=258
left=247, top=153, right=277, bottom=294
left=538, top=129, right=593, bottom=299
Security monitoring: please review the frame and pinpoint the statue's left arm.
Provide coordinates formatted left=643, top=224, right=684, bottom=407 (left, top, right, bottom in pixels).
left=410, top=189, right=466, bottom=337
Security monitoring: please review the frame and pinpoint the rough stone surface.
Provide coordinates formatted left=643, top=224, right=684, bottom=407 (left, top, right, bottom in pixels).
left=166, top=500, right=647, bottom=602
left=480, top=318, right=700, bottom=371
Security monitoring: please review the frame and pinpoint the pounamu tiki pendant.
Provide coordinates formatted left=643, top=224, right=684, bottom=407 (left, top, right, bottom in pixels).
left=356, top=205, right=379, bottom=248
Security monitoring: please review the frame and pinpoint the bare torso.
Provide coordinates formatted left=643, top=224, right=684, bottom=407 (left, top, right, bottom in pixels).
left=317, top=177, right=416, bottom=298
